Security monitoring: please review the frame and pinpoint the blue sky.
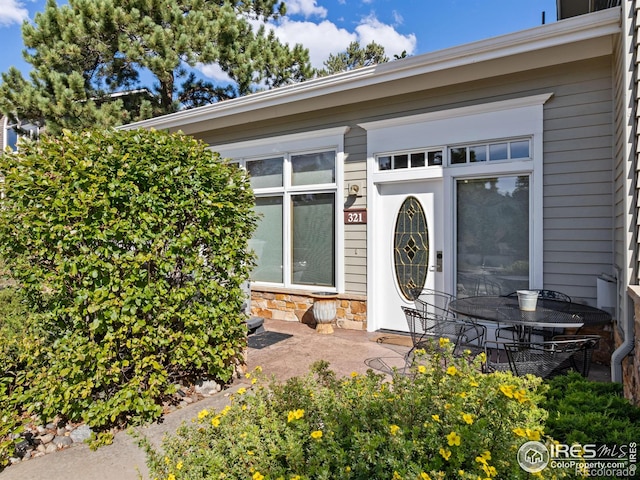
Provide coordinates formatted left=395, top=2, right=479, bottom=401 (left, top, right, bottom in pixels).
left=0, top=0, right=558, bottom=81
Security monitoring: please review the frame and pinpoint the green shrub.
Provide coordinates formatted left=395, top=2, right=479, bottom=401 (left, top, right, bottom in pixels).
left=542, top=372, right=640, bottom=445
left=0, top=129, right=257, bottom=434
left=143, top=340, right=554, bottom=479
left=0, top=286, right=29, bottom=468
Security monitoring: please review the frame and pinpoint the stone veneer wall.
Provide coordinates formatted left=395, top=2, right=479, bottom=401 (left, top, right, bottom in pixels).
left=620, top=287, right=640, bottom=405
left=251, top=287, right=367, bottom=330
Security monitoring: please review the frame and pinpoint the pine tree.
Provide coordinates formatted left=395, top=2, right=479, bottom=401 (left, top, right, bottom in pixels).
left=318, top=41, right=388, bottom=76
left=0, top=0, right=313, bottom=134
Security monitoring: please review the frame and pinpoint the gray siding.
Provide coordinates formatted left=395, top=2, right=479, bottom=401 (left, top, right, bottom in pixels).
left=542, top=59, right=613, bottom=301
left=196, top=57, right=615, bottom=302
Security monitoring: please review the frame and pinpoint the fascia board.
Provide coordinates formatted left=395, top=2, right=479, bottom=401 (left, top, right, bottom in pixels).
left=121, top=7, right=620, bottom=132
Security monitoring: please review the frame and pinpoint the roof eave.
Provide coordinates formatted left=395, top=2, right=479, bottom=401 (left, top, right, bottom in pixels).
left=121, top=7, right=621, bottom=132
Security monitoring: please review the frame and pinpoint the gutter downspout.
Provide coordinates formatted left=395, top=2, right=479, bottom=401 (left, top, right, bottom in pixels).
left=611, top=1, right=636, bottom=382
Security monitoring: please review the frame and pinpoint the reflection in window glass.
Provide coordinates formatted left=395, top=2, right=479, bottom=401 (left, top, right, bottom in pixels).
left=247, top=157, right=283, bottom=189
left=292, top=151, right=335, bottom=185
left=469, top=146, right=486, bottom=162
left=378, top=156, right=391, bottom=170
left=411, top=152, right=425, bottom=168
left=395, top=154, right=408, bottom=169
left=251, top=197, right=283, bottom=283
left=292, top=193, right=335, bottom=286
left=456, top=176, right=530, bottom=297
left=510, top=140, right=530, bottom=158
left=428, top=151, right=443, bottom=166
left=450, top=147, right=467, bottom=164
left=489, top=143, right=508, bottom=161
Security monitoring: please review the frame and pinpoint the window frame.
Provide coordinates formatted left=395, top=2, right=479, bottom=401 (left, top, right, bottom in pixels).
left=210, top=127, right=348, bottom=293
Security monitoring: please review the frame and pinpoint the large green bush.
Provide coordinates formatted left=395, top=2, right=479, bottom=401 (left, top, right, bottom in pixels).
left=143, top=341, right=554, bottom=479
left=0, top=129, right=257, bottom=433
left=542, top=372, right=640, bottom=445
left=0, top=286, right=29, bottom=468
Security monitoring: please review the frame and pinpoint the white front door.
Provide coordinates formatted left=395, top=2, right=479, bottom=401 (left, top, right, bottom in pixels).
left=370, top=180, right=444, bottom=332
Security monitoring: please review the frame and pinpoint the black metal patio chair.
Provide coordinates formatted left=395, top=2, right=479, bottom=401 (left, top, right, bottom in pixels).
left=402, top=306, right=486, bottom=359
left=503, top=335, right=600, bottom=379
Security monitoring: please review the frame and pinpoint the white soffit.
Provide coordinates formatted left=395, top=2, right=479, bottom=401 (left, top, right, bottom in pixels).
left=121, top=8, right=620, bottom=133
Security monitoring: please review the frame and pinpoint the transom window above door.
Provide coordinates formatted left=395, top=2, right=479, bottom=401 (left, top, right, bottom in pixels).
left=376, top=138, right=530, bottom=171
left=377, top=150, right=443, bottom=171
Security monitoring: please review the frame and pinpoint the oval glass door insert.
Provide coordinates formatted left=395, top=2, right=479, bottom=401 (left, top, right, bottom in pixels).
left=394, top=196, right=429, bottom=300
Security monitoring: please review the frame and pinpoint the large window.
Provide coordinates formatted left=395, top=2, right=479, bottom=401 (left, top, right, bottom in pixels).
left=245, top=151, right=337, bottom=287
left=456, top=176, right=530, bottom=297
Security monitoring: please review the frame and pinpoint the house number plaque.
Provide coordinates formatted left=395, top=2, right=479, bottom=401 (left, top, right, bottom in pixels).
left=344, top=209, right=367, bottom=224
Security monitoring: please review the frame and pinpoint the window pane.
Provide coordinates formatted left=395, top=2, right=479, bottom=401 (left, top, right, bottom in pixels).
left=510, top=140, right=530, bottom=159
left=469, top=146, right=486, bottom=162
left=489, top=143, right=508, bottom=161
left=428, top=151, right=443, bottom=166
left=251, top=197, right=283, bottom=283
left=450, top=147, right=467, bottom=164
left=378, top=156, right=391, bottom=170
left=456, top=176, right=530, bottom=297
left=292, top=151, right=335, bottom=185
left=6, top=128, right=18, bottom=150
left=411, top=152, right=425, bottom=168
left=292, top=193, right=335, bottom=286
left=247, top=157, right=283, bottom=189
left=395, top=154, right=408, bottom=169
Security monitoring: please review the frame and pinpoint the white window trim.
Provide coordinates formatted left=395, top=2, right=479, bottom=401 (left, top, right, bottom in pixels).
left=210, top=126, right=349, bottom=294
left=360, top=94, right=552, bottom=300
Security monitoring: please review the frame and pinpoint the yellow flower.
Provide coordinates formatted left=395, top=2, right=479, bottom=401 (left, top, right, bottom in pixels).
left=176, top=461, right=183, bottom=470
left=345, top=466, right=351, bottom=472
left=237, top=387, right=247, bottom=395
left=420, top=473, right=432, bottom=480
left=251, top=378, right=257, bottom=385
left=351, top=371, right=358, bottom=377
left=418, top=365, right=427, bottom=374
left=444, top=403, right=452, bottom=410
left=526, top=428, right=541, bottom=441
left=513, top=427, right=526, bottom=437
left=439, top=337, right=450, bottom=347
left=254, top=366, right=263, bottom=373
left=291, top=476, right=301, bottom=480
left=252, top=472, right=264, bottom=480
left=247, top=450, right=254, bottom=456
left=462, top=413, right=474, bottom=425
left=221, top=405, right=231, bottom=415
left=446, top=366, right=458, bottom=376
left=470, top=380, right=479, bottom=387
left=481, top=451, right=492, bottom=461
left=458, top=470, right=465, bottom=476
left=439, top=448, right=452, bottom=460
left=164, top=456, right=170, bottom=465
left=245, top=372, right=252, bottom=379
left=513, top=389, right=527, bottom=403
left=242, top=405, right=247, bottom=411
left=499, top=385, right=514, bottom=398
left=167, top=475, right=176, bottom=480
left=287, top=409, right=305, bottom=422
left=447, top=431, right=461, bottom=446
left=197, top=409, right=209, bottom=420
left=211, top=416, right=221, bottom=427
left=389, top=424, right=401, bottom=436
left=431, top=414, right=440, bottom=422
left=310, top=430, right=323, bottom=439
left=475, top=456, right=488, bottom=465
left=393, top=472, right=402, bottom=480
left=458, top=392, right=467, bottom=398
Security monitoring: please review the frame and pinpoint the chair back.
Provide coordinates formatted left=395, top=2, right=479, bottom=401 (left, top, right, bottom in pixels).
left=504, top=335, right=600, bottom=378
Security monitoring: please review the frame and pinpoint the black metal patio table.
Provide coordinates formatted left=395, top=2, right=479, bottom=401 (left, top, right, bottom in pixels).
left=448, top=295, right=611, bottom=342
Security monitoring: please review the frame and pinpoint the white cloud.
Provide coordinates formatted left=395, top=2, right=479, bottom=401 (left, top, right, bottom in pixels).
left=355, top=15, right=416, bottom=58
left=0, top=0, right=28, bottom=27
left=195, top=63, right=234, bottom=84
left=285, top=0, right=327, bottom=19
left=266, top=18, right=356, bottom=69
